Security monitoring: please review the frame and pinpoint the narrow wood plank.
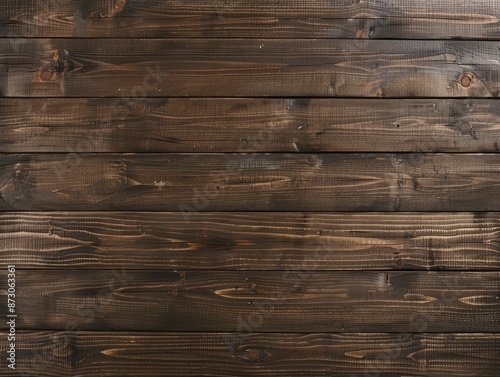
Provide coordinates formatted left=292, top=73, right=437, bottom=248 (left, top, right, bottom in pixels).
left=2, top=332, right=499, bottom=376
left=4, top=153, right=500, bottom=211
left=2, top=270, right=499, bottom=332
left=2, top=0, right=500, bottom=39
left=2, top=212, right=500, bottom=270
left=1, top=98, right=498, bottom=153
left=1, top=39, right=499, bottom=97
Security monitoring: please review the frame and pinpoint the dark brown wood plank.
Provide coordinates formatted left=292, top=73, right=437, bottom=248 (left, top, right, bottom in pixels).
left=1, top=98, right=498, bottom=153
left=2, top=212, right=500, bottom=270
left=2, top=0, right=500, bottom=40
left=4, top=153, right=500, bottom=211
left=1, top=270, right=499, bottom=332
left=1, top=39, right=499, bottom=97
left=2, top=332, right=499, bottom=377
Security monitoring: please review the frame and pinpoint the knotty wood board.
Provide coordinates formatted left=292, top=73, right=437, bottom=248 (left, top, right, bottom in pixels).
left=2, top=0, right=500, bottom=39
left=2, top=39, right=500, bottom=97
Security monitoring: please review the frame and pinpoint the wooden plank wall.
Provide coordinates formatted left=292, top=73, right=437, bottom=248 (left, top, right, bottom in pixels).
left=1, top=1, right=500, bottom=376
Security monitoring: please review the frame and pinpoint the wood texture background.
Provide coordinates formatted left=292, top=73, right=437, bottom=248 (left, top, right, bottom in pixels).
left=1, top=0, right=500, bottom=376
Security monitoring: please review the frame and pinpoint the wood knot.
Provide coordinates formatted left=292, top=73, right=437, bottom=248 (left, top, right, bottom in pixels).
left=248, top=349, right=259, bottom=361
left=40, top=68, right=54, bottom=81
left=94, top=179, right=122, bottom=195
left=460, top=73, right=473, bottom=88
left=356, top=29, right=369, bottom=39
left=242, top=348, right=271, bottom=362
left=50, top=343, right=75, bottom=358
left=306, top=155, right=320, bottom=166
left=460, top=122, right=471, bottom=134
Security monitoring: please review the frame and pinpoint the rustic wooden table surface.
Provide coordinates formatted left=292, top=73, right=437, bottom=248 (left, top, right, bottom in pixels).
left=1, top=0, right=500, bottom=376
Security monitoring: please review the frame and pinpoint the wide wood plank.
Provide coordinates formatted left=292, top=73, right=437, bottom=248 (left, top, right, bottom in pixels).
left=1, top=39, right=500, bottom=97
left=2, top=212, right=500, bottom=270
left=1, top=270, right=499, bottom=332
left=1, top=98, right=499, bottom=153
left=4, top=153, right=500, bottom=211
left=2, top=332, right=499, bottom=376
left=2, top=0, right=500, bottom=40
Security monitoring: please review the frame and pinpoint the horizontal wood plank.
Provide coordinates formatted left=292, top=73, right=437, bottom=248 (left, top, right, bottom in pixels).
left=1, top=98, right=498, bottom=153
left=2, top=212, right=500, bottom=270
left=2, top=332, right=499, bottom=376
left=1, top=270, right=499, bottom=332
left=4, top=153, right=500, bottom=211
left=2, top=0, right=500, bottom=39
left=1, top=39, right=500, bottom=97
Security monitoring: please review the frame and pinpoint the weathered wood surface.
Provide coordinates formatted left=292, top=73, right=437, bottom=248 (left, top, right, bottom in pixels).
left=1, top=270, right=498, bottom=332
left=1, top=39, right=500, bottom=97
left=4, top=153, right=500, bottom=211
left=2, top=0, right=500, bottom=40
left=0, top=98, right=497, bottom=153
left=2, top=212, right=500, bottom=270
left=1, top=332, right=499, bottom=377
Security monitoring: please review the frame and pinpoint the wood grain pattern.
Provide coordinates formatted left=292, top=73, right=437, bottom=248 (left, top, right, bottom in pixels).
left=1, top=98, right=498, bottom=153
left=2, top=332, right=499, bottom=376
left=2, top=1, right=499, bottom=375
left=2, top=270, right=499, bottom=332
left=1, top=39, right=500, bottom=97
left=4, top=153, right=500, bottom=211
left=2, top=0, right=500, bottom=40
left=2, top=212, right=500, bottom=270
